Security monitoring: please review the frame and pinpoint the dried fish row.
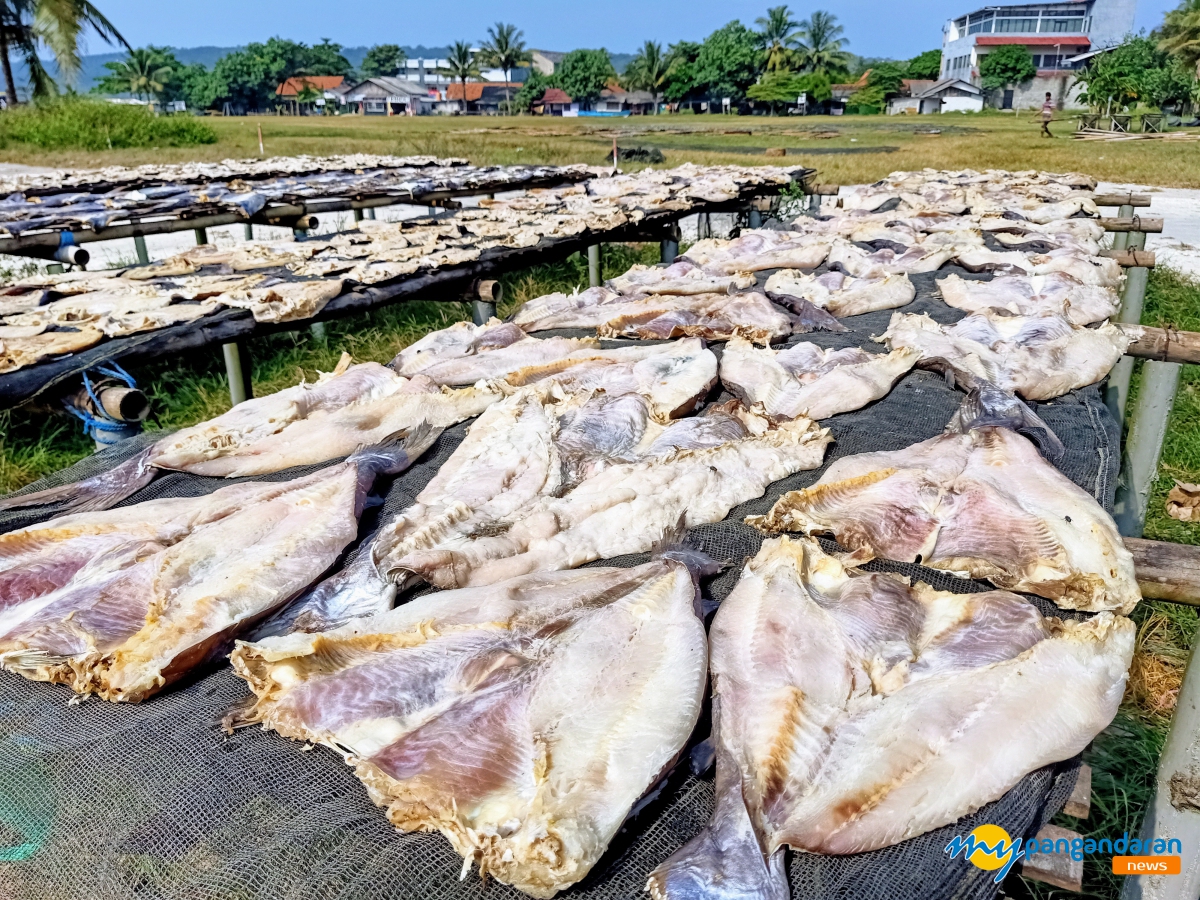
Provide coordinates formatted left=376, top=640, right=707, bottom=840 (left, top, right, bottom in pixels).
left=0, top=164, right=803, bottom=375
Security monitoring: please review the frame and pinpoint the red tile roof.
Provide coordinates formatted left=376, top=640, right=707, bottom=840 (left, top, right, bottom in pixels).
left=976, top=36, right=1090, bottom=46
left=539, top=88, right=572, bottom=105
left=276, top=75, right=346, bottom=96
left=446, top=82, right=521, bottom=101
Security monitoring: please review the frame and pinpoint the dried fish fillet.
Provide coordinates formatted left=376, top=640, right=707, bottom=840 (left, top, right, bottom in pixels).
left=683, top=231, right=830, bottom=274
left=720, top=336, right=919, bottom=421
left=648, top=537, right=1133, bottom=897
left=764, top=269, right=915, bottom=317
left=232, top=555, right=709, bottom=898
left=880, top=310, right=1130, bottom=400
left=827, top=238, right=957, bottom=278
left=609, top=260, right=756, bottom=296
left=0, top=435, right=431, bottom=701
left=390, top=319, right=594, bottom=382
left=0, top=325, right=103, bottom=374
left=938, top=272, right=1119, bottom=326
left=749, top=425, right=1139, bottom=613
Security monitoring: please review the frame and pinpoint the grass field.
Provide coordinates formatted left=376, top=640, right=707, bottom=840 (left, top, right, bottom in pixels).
left=1, top=110, right=1200, bottom=187
left=0, top=112, right=1196, bottom=898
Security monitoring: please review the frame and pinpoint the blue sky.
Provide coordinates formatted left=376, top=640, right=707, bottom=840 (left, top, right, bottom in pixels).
left=92, top=0, right=1180, bottom=60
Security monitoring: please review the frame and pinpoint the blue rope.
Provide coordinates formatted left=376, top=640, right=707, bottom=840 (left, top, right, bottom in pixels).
left=66, top=364, right=142, bottom=445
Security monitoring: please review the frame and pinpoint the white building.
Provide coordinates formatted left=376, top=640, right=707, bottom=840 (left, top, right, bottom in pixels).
left=940, top=0, right=1137, bottom=107
left=391, top=56, right=510, bottom=87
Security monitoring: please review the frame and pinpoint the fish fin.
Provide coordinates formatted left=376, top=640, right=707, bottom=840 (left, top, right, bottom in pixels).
left=949, top=382, right=1065, bottom=462
left=768, top=292, right=849, bottom=334
left=349, top=422, right=443, bottom=476
left=0, top=446, right=158, bottom=515
left=219, top=695, right=260, bottom=734
left=689, top=737, right=716, bottom=776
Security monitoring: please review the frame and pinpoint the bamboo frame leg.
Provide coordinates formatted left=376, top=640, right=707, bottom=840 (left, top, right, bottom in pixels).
left=222, top=341, right=253, bottom=406
left=748, top=208, right=763, bottom=229
left=1112, top=203, right=1134, bottom=252
left=1120, top=637, right=1200, bottom=899
left=588, top=244, right=601, bottom=288
left=1107, top=231, right=1150, bottom=424
left=244, top=223, right=254, bottom=240
left=1115, top=360, right=1181, bottom=538
left=133, top=234, right=149, bottom=265
left=194, top=227, right=208, bottom=246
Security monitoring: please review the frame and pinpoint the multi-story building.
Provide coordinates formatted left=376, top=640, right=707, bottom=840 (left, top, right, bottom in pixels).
left=940, top=0, right=1136, bottom=107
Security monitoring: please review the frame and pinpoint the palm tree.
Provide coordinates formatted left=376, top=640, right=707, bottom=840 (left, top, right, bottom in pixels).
left=1160, top=0, right=1200, bottom=77
left=441, top=40, right=481, bottom=113
left=623, top=41, right=671, bottom=114
left=795, top=10, right=850, bottom=76
left=755, top=5, right=801, bottom=73
left=0, top=0, right=128, bottom=107
left=476, top=22, right=531, bottom=113
left=106, top=46, right=171, bottom=102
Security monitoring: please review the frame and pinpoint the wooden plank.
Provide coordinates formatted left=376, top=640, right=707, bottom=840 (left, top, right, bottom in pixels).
left=1125, top=538, right=1200, bottom=605
left=1099, top=216, right=1164, bottom=233
left=1092, top=192, right=1153, bottom=207
left=1124, top=325, right=1200, bottom=365
left=1100, top=249, right=1156, bottom=267
left=1020, top=824, right=1084, bottom=892
left=1064, top=764, right=1092, bottom=819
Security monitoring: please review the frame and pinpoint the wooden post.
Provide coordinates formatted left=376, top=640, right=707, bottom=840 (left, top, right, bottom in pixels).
left=222, top=341, right=253, bottom=406
left=1120, top=639, right=1200, bottom=899
left=133, top=234, right=149, bottom=265
left=588, top=244, right=601, bottom=288
left=194, top=227, right=209, bottom=246
left=1106, top=230, right=1150, bottom=424
left=1114, top=359, right=1181, bottom=538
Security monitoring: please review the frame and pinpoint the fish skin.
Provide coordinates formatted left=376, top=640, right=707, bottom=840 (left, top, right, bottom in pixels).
left=720, top=336, right=919, bottom=421
left=689, top=536, right=1133, bottom=863
left=231, top=557, right=709, bottom=898
left=880, top=310, right=1130, bottom=401
left=764, top=268, right=915, bottom=317
left=609, top=260, right=757, bottom=296
left=681, top=231, right=831, bottom=274
left=0, top=433, right=431, bottom=701
left=749, top=426, right=1139, bottom=613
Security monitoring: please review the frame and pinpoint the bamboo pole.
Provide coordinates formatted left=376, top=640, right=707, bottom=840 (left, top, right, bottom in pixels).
left=1114, top=359, right=1182, bottom=538
left=1106, top=230, right=1150, bottom=424
left=221, top=341, right=253, bottom=406
left=588, top=244, right=601, bottom=288
left=1111, top=203, right=1134, bottom=252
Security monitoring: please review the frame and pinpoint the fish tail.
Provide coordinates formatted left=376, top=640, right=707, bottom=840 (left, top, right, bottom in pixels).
left=646, top=701, right=789, bottom=900
left=0, top=447, right=158, bottom=516
left=653, top=516, right=725, bottom=617
left=350, top=422, right=443, bottom=477
left=949, top=382, right=1065, bottom=461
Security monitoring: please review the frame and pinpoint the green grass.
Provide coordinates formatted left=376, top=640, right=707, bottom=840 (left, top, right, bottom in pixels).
left=0, top=98, right=216, bottom=152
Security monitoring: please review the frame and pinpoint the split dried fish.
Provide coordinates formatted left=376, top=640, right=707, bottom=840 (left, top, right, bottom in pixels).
left=938, top=272, right=1119, bottom=326
left=232, top=553, right=710, bottom=898
left=764, top=269, right=915, bottom=317
left=720, top=336, right=919, bottom=421
left=647, top=537, right=1133, bottom=898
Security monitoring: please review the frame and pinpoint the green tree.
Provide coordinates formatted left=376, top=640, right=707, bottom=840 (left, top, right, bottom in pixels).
left=172, top=62, right=221, bottom=110
left=305, top=38, right=352, bottom=77
left=1160, top=0, right=1200, bottom=76
left=1075, top=36, right=1189, bottom=111
left=867, top=61, right=904, bottom=95
left=693, top=21, right=761, bottom=102
left=661, top=40, right=700, bottom=104
left=755, top=5, right=800, bottom=73
left=978, top=44, right=1035, bottom=90
left=512, top=67, right=557, bottom=111
left=477, top=22, right=531, bottom=112
left=906, top=49, right=942, bottom=80
left=441, top=40, right=480, bottom=111
left=359, top=43, right=403, bottom=78
left=211, top=37, right=324, bottom=111
left=94, top=46, right=173, bottom=101
left=623, top=40, right=670, bottom=113
left=556, top=48, right=614, bottom=104
left=795, top=11, right=849, bottom=75
left=0, top=0, right=128, bottom=107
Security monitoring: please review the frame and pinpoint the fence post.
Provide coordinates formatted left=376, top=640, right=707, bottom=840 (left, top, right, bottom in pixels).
left=1114, top=359, right=1181, bottom=538
left=1106, top=230, right=1150, bottom=425
left=222, top=341, right=253, bottom=406
left=588, top=244, right=601, bottom=288
left=1120, top=637, right=1200, bottom=899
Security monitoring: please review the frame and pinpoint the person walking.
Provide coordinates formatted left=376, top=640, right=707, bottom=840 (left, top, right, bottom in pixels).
left=1040, top=92, right=1055, bottom=137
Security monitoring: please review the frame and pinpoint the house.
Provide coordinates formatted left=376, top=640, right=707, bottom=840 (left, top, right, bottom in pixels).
left=886, top=79, right=938, bottom=114
left=889, top=78, right=984, bottom=114
left=276, top=75, right=348, bottom=113
left=531, top=50, right=565, bottom=75
left=940, top=0, right=1135, bottom=108
left=535, top=88, right=577, bottom=116
left=342, top=77, right=435, bottom=115
left=441, top=82, right=523, bottom=114
left=594, top=84, right=656, bottom=115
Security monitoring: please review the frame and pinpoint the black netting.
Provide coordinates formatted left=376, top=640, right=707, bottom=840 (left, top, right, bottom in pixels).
left=0, top=259, right=1116, bottom=900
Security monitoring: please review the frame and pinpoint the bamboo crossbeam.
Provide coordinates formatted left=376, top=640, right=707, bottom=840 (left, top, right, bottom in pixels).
left=1100, top=249, right=1156, bottom=267
left=1126, top=538, right=1200, bottom=605
left=1124, top=326, right=1200, bottom=365
left=1091, top=192, right=1153, bottom=207
left=1099, top=216, right=1164, bottom=233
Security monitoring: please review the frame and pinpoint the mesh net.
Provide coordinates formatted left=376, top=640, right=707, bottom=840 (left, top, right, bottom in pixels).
left=0, top=263, right=1115, bottom=899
